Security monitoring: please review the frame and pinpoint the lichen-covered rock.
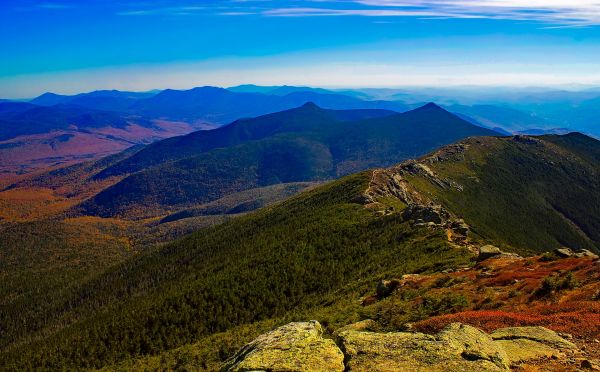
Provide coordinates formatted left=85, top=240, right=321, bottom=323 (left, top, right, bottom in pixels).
left=552, top=247, right=598, bottom=259
left=555, top=247, right=576, bottom=258
left=575, top=249, right=599, bottom=259
left=490, top=326, right=576, bottom=350
left=478, top=245, right=502, bottom=261
left=494, top=339, right=562, bottom=364
left=222, top=321, right=344, bottom=372
left=580, top=358, right=600, bottom=370
left=490, top=326, right=575, bottom=365
left=338, top=323, right=509, bottom=371
left=335, top=319, right=377, bottom=335
left=438, top=323, right=510, bottom=370
left=225, top=322, right=578, bottom=372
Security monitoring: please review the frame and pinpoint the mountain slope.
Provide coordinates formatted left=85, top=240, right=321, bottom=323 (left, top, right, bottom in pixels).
left=81, top=103, right=498, bottom=217
left=82, top=135, right=335, bottom=217
left=366, top=132, right=600, bottom=252
left=1, top=171, right=469, bottom=370
left=2, top=132, right=599, bottom=370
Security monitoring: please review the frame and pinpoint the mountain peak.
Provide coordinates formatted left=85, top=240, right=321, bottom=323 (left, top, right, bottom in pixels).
left=299, top=101, right=321, bottom=109
left=32, top=92, right=65, bottom=100
left=421, top=102, right=444, bottom=111
left=30, top=92, right=70, bottom=106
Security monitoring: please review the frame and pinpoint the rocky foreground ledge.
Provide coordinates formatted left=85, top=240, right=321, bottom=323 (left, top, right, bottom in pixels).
left=222, top=320, right=585, bottom=371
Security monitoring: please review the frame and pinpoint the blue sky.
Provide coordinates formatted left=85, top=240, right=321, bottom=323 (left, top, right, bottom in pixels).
left=1, top=0, right=600, bottom=98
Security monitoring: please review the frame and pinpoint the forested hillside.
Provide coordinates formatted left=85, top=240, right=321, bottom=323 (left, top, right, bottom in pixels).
left=2, top=132, right=599, bottom=370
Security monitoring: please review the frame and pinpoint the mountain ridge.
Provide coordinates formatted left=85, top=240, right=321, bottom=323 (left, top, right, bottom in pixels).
left=79, top=102, right=499, bottom=218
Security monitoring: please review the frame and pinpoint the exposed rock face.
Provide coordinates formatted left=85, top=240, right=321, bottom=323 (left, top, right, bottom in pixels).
left=578, top=249, right=600, bottom=259
left=490, top=327, right=576, bottom=365
left=512, top=135, right=543, bottom=145
left=222, top=321, right=344, bottom=372
left=555, top=247, right=576, bottom=258
left=477, top=245, right=522, bottom=261
left=359, top=168, right=426, bottom=207
left=478, top=245, right=503, bottom=261
left=334, top=319, right=377, bottom=335
left=339, top=323, right=509, bottom=371
left=581, top=359, right=600, bottom=370
left=554, top=247, right=599, bottom=259
left=490, top=326, right=577, bottom=350
left=437, top=323, right=510, bottom=370
left=450, top=219, right=469, bottom=236
left=226, top=322, right=578, bottom=371
left=402, top=204, right=451, bottom=225
left=360, top=164, right=470, bottom=244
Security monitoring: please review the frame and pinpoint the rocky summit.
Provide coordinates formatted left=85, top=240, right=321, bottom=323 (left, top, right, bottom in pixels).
left=225, top=321, right=579, bottom=371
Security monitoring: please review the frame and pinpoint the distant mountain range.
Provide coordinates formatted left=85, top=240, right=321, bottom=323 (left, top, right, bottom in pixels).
left=30, top=90, right=156, bottom=111
left=27, top=86, right=409, bottom=125
left=0, top=87, right=412, bottom=177
left=1, top=85, right=599, bottom=178
left=5, top=85, right=600, bottom=137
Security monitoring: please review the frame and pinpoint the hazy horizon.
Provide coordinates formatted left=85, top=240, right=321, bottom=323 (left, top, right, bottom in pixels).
left=6, top=83, right=600, bottom=101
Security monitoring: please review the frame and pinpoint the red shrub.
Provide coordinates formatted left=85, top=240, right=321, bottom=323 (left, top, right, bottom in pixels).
left=413, top=303, right=600, bottom=338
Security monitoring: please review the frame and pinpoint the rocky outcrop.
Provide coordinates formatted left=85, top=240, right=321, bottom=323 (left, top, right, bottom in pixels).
left=490, top=327, right=576, bottom=365
left=339, top=323, right=509, bottom=371
left=450, top=219, right=469, bottom=236
left=490, top=326, right=577, bottom=350
left=554, top=247, right=599, bottom=259
left=222, top=321, right=344, bottom=372
left=358, top=168, right=426, bottom=207
left=420, top=142, right=469, bottom=164
left=477, top=245, right=521, bottom=261
left=402, top=204, right=451, bottom=225
left=334, top=319, right=377, bottom=335
left=478, top=245, right=503, bottom=261
left=225, top=322, right=577, bottom=371
left=360, top=164, right=470, bottom=243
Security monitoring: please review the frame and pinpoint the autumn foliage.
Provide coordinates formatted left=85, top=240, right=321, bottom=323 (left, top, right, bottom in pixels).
left=390, top=256, right=600, bottom=338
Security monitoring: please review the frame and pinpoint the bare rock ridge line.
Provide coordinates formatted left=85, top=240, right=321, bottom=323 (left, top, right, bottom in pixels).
left=358, top=143, right=471, bottom=245
left=223, top=321, right=579, bottom=371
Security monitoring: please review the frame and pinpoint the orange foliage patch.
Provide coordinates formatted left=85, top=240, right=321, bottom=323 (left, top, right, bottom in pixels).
left=413, top=303, right=600, bottom=338
left=408, top=257, right=600, bottom=338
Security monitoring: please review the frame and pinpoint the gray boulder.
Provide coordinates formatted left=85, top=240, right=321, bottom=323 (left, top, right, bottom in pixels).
left=478, top=245, right=503, bottom=261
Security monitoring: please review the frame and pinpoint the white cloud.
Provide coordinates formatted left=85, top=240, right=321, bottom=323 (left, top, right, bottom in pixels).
left=117, top=6, right=206, bottom=16
left=266, top=0, right=600, bottom=25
